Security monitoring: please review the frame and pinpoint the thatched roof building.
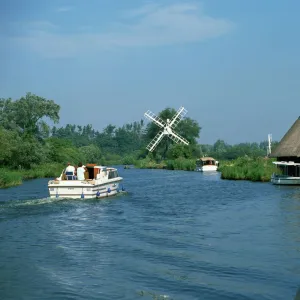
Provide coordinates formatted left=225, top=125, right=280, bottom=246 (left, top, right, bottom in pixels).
left=270, top=117, right=300, bottom=160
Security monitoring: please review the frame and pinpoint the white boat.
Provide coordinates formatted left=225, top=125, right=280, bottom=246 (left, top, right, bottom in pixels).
left=271, top=161, right=300, bottom=185
left=195, top=157, right=219, bottom=172
left=48, top=164, right=123, bottom=199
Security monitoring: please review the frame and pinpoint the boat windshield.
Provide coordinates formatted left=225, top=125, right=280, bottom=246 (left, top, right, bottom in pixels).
left=196, top=160, right=216, bottom=166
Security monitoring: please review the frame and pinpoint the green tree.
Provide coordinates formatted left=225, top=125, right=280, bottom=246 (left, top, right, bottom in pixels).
left=45, top=137, right=83, bottom=165
left=0, top=128, right=20, bottom=166
left=1, top=92, right=60, bottom=138
left=145, top=107, right=201, bottom=158
left=79, top=144, right=102, bottom=163
left=12, top=136, right=46, bottom=169
left=167, top=144, right=192, bottom=159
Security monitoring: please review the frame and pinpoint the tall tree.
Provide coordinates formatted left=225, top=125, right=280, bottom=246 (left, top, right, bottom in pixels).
left=0, top=92, right=60, bottom=138
left=145, top=107, right=201, bottom=158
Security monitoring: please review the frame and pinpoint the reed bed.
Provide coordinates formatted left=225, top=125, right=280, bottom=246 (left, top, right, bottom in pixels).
left=0, top=163, right=63, bottom=188
left=219, top=157, right=278, bottom=182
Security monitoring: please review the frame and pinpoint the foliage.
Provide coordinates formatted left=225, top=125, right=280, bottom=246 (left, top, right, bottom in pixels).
left=219, top=157, right=278, bottom=182
left=79, top=144, right=102, bottom=164
left=167, top=144, right=192, bottom=159
left=135, top=158, right=167, bottom=169
left=122, top=155, right=137, bottom=165
left=0, top=92, right=60, bottom=138
left=0, top=169, right=23, bottom=188
left=0, top=92, right=281, bottom=188
left=0, top=163, right=63, bottom=188
left=0, top=128, right=20, bottom=165
left=201, top=139, right=279, bottom=160
left=166, top=158, right=196, bottom=171
left=45, top=137, right=84, bottom=165
left=145, top=107, right=201, bottom=158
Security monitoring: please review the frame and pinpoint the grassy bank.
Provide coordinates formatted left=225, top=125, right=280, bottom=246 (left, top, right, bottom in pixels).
left=135, top=158, right=196, bottom=171
left=0, top=163, right=64, bottom=188
left=135, top=156, right=278, bottom=183
left=0, top=156, right=278, bottom=189
left=0, top=158, right=127, bottom=189
left=219, top=157, right=278, bottom=182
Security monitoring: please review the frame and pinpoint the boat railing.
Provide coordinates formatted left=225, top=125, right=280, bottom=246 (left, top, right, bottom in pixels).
left=272, top=173, right=295, bottom=178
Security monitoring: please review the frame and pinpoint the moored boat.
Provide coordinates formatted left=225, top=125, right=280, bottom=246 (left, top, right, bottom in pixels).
left=195, top=157, right=219, bottom=172
left=271, top=161, right=300, bottom=185
left=48, top=164, right=123, bottom=199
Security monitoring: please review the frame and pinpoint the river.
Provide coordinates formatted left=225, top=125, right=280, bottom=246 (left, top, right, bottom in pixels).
left=0, top=168, right=299, bottom=300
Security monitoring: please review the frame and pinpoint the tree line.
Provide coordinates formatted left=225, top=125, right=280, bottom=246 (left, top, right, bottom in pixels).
left=0, top=93, right=278, bottom=169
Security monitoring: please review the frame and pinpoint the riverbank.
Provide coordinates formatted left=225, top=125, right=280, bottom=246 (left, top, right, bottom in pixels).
left=135, top=156, right=278, bottom=182
left=0, top=159, right=123, bottom=189
left=135, top=158, right=196, bottom=171
left=0, top=163, right=64, bottom=188
left=0, top=157, right=278, bottom=189
left=219, top=157, right=277, bottom=182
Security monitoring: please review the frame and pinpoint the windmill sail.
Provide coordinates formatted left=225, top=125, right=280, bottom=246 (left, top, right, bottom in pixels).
left=169, top=131, right=189, bottom=145
left=144, top=110, right=166, bottom=128
left=146, top=131, right=165, bottom=152
left=169, top=106, right=187, bottom=128
left=144, top=106, right=190, bottom=152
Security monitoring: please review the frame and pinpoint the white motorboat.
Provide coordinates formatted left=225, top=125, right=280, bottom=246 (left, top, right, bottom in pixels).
left=195, top=157, right=219, bottom=172
left=271, top=161, right=300, bottom=185
left=48, top=164, right=123, bottom=199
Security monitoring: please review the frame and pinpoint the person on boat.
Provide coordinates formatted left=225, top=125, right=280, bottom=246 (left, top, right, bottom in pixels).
left=65, top=162, right=76, bottom=180
left=74, top=165, right=78, bottom=179
left=76, top=162, right=85, bottom=180
left=83, top=165, right=89, bottom=180
left=65, top=162, right=75, bottom=174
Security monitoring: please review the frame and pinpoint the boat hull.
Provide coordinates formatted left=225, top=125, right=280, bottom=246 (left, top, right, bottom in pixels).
left=196, top=165, right=218, bottom=172
left=48, top=178, right=123, bottom=199
left=271, top=175, right=300, bottom=185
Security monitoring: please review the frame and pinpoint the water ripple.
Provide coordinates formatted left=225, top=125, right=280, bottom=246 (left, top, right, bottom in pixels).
left=0, top=170, right=300, bottom=299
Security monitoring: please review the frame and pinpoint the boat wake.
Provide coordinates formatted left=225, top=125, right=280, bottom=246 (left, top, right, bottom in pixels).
left=0, top=190, right=129, bottom=209
left=0, top=197, right=66, bottom=208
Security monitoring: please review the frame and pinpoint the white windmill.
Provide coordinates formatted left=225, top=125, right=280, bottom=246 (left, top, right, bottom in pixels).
left=267, top=133, right=272, bottom=156
left=144, top=106, right=189, bottom=152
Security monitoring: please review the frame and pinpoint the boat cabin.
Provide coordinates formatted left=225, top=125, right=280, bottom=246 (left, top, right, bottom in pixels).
left=196, top=157, right=218, bottom=167
left=272, top=161, right=300, bottom=177
left=60, top=164, right=119, bottom=181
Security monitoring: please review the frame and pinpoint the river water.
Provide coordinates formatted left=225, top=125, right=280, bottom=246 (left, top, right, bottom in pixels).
left=0, top=168, right=299, bottom=300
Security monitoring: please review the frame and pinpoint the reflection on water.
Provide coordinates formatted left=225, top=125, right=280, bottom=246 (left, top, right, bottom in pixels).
left=278, top=187, right=300, bottom=254
left=0, top=169, right=300, bottom=300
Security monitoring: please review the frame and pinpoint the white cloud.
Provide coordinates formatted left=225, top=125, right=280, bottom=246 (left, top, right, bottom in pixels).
left=12, top=2, right=235, bottom=58
left=26, top=21, right=57, bottom=30
left=57, top=6, right=73, bottom=13
left=123, top=2, right=160, bottom=18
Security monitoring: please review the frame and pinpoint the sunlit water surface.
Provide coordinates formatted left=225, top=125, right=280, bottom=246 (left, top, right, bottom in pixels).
left=0, top=168, right=300, bottom=299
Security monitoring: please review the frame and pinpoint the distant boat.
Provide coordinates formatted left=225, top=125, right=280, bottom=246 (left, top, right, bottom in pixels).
left=124, top=165, right=134, bottom=169
left=48, top=164, right=123, bottom=199
left=195, top=157, right=219, bottom=172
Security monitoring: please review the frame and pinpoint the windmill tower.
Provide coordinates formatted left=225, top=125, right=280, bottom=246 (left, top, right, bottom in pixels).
left=144, top=106, right=189, bottom=152
left=267, top=133, right=272, bottom=156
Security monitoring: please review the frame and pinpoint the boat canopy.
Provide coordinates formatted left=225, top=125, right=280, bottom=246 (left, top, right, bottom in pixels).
left=273, top=161, right=300, bottom=166
left=197, top=157, right=216, bottom=162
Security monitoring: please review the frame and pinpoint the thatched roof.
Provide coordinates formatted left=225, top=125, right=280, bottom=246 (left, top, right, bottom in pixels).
left=270, top=117, right=300, bottom=158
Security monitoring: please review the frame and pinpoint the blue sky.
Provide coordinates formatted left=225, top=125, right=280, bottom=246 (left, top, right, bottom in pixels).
left=1, top=0, right=299, bottom=144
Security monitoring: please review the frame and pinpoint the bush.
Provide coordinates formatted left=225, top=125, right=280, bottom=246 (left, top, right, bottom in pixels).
left=0, top=163, right=64, bottom=188
left=0, top=169, right=23, bottom=188
left=219, top=157, right=278, bottom=182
